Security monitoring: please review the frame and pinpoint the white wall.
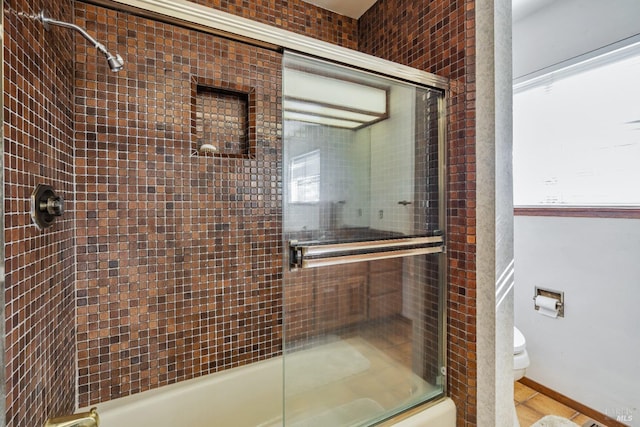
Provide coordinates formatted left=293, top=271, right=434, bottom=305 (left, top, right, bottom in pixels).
left=513, top=0, right=640, bottom=423
left=513, top=0, right=640, bottom=79
left=514, top=217, right=640, bottom=424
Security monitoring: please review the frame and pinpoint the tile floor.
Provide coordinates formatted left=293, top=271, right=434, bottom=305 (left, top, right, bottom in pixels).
left=515, top=381, right=606, bottom=426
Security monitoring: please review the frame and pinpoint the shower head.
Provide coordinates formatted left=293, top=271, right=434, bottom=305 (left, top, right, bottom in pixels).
left=106, top=53, right=125, bottom=72
left=31, top=10, right=124, bottom=72
left=94, top=42, right=124, bottom=72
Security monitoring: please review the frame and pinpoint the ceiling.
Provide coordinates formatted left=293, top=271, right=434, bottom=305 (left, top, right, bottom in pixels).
left=302, top=0, right=557, bottom=21
left=512, top=0, right=557, bottom=21
left=301, top=0, right=378, bottom=19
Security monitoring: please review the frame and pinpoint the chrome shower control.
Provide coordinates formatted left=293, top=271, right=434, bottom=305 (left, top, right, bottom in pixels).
left=31, top=184, right=64, bottom=229
left=42, top=195, right=64, bottom=216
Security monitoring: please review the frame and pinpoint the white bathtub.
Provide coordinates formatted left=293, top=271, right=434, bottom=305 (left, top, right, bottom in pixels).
left=86, top=341, right=455, bottom=427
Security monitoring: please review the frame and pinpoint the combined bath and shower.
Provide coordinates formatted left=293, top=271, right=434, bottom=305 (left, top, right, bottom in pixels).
left=23, top=10, right=124, bottom=72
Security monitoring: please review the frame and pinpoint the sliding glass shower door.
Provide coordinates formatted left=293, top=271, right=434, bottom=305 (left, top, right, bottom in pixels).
left=282, top=52, right=446, bottom=426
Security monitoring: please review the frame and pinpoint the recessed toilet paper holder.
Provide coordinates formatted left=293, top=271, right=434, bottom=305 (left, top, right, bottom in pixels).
left=533, top=287, right=564, bottom=318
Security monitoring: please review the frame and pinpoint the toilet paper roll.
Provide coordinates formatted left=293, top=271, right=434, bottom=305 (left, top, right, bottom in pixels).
left=535, top=295, right=559, bottom=318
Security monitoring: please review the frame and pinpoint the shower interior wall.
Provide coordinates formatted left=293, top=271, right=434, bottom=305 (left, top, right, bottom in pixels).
left=3, top=0, right=76, bottom=426
left=3, top=0, right=477, bottom=425
left=73, top=2, right=289, bottom=406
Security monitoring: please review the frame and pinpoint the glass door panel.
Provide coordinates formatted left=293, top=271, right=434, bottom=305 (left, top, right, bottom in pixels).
left=283, top=52, right=445, bottom=426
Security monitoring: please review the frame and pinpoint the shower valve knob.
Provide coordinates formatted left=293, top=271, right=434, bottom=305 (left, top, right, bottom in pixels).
left=31, top=184, right=65, bottom=229
left=41, top=195, right=64, bottom=216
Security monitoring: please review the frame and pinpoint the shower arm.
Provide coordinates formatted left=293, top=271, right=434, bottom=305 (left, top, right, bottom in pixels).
left=40, top=12, right=108, bottom=54
left=30, top=11, right=124, bottom=71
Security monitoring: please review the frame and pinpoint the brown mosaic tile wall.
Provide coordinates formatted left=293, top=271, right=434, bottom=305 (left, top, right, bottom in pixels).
left=73, top=3, right=284, bottom=406
left=191, top=0, right=358, bottom=49
left=3, top=0, right=475, bottom=422
left=3, top=1, right=77, bottom=426
left=359, top=1, right=478, bottom=426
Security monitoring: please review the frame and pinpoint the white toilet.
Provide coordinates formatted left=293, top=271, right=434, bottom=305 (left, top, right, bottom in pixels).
left=513, top=326, right=530, bottom=380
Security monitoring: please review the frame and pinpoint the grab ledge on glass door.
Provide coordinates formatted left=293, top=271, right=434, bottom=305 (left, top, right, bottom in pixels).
left=289, top=235, right=445, bottom=270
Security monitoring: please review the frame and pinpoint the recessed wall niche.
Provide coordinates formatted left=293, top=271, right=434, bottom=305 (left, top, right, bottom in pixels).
left=192, top=77, right=256, bottom=158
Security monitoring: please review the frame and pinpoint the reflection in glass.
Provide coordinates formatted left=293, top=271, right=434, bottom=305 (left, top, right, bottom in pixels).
left=290, top=150, right=320, bottom=204
left=283, top=52, right=445, bottom=426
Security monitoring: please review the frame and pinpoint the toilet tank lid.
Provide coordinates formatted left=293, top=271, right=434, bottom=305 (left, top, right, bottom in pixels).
left=514, top=327, right=526, bottom=354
